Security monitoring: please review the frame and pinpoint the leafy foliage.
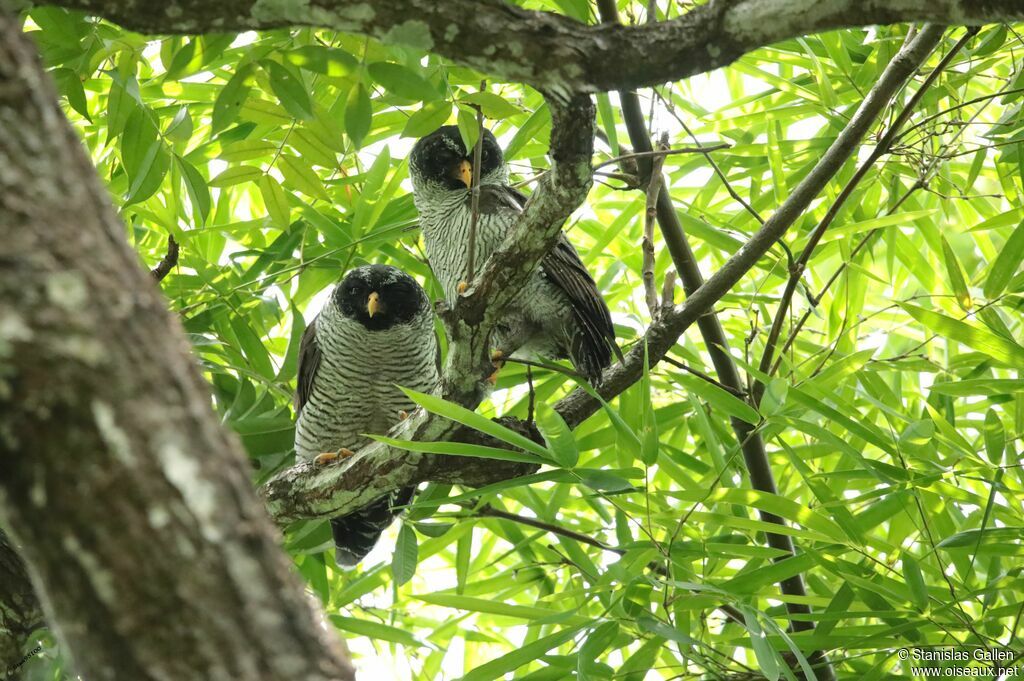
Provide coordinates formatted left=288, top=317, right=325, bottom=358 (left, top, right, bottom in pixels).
left=19, top=3, right=1024, bottom=679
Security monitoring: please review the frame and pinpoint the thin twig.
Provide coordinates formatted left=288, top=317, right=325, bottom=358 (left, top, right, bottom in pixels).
left=150, top=235, right=179, bottom=282
left=642, top=134, right=668, bottom=318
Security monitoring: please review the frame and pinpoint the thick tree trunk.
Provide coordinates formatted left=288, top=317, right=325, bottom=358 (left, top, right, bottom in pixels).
left=0, top=16, right=354, bottom=681
left=0, top=533, right=42, bottom=679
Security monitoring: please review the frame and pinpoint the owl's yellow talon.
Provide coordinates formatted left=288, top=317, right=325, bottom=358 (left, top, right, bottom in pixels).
left=314, top=448, right=354, bottom=465
left=457, top=281, right=469, bottom=294
left=490, top=349, right=505, bottom=365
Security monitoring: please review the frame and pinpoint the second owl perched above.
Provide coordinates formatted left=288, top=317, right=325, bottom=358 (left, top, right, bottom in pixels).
left=409, top=125, right=618, bottom=385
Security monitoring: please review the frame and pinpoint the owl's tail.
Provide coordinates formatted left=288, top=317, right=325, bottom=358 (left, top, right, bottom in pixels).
left=330, top=487, right=415, bottom=568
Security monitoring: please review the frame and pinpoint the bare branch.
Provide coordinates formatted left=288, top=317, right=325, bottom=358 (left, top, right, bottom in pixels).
left=37, top=0, right=1023, bottom=93
left=150, top=235, right=179, bottom=282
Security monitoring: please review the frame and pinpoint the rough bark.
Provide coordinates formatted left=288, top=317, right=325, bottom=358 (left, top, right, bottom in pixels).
left=0, top=17, right=354, bottom=681
left=0, top=532, right=42, bottom=679
left=32, top=0, right=1024, bottom=93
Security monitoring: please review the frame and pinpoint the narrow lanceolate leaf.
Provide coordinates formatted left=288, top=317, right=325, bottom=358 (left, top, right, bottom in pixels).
left=742, top=610, right=781, bottom=681
left=261, top=59, right=314, bottom=120
left=901, top=303, right=1024, bottom=369
left=328, top=615, right=424, bottom=648
left=392, top=523, right=418, bottom=586
left=676, top=373, right=761, bottom=425
left=121, top=108, right=169, bottom=204
left=345, top=83, right=372, bottom=149
left=257, top=175, right=290, bottom=228
left=457, top=626, right=584, bottom=681
left=902, top=555, right=928, bottom=611
left=983, top=217, right=1024, bottom=299
left=367, top=62, right=440, bottom=101
left=983, top=409, right=1006, bottom=465
left=400, top=388, right=551, bottom=459
left=940, top=235, right=972, bottom=310
left=535, top=402, right=578, bottom=468
left=211, top=63, right=253, bottom=135
left=938, top=527, right=1024, bottom=549
left=177, top=157, right=210, bottom=226
left=402, top=100, right=453, bottom=138
left=458, top=91, right=523, bottom=120
left=371, top=435, right=543, bottom=465
left=279, top=153, right=331, bottom=201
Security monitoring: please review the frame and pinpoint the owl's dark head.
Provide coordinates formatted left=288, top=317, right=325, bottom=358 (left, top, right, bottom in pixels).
left=333, top=265, right=428, bottom=331
left=409, top=125, right=506, bottom=194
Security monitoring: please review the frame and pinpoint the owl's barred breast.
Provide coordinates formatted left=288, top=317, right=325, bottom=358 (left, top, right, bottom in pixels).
left=294, top=304, right=439, bottom=460
left=419, top=193, right=577, bottom=360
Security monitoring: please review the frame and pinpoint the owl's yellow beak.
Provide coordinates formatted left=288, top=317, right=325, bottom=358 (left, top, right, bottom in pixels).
left=366, top=291, right=381, bottom=318
left=456, top=160, right=473, bottom=188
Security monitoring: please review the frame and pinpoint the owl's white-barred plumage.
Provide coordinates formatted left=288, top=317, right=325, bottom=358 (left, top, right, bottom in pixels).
left=410, top=126, right=617, bottom=383
left=294, top=265, right=439, bottom=566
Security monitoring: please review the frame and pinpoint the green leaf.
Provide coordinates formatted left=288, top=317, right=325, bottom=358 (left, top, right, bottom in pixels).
left=209, top=165, right=262, bottom=187
left=279, top=153, right=330, bottom=201
left=402, top=100, right=453, bottom=138
left=285, top=46, right=359, bottom=77
left=261, top=59, right=314, bottom=120
left=983, top=409, right=1006, bottom=465
left=458, top=92, right=523, bottom=120
left=372, top=435, right=543, bottom=465
left=52, top=67, right=90, bottom=121
left=938, top=527, right=1024, bottom=549
left=258, top=175, right=291, bottom=228
left=984, top=218, right=1024, bottom=299
left=535, top=402, right=578, bottom=468
left=328, top=615, right=424, bottom=648
left=345, top=83, right=372, bottom=149
left=400, top=388, right=551, bottom=459
left=940, top=235, right=972, bottom=310
left=901, top=303, right=1024, bottom=369
left=392, top=523, right=418, bottom=586
left=676, top=374, right=761, bottom=425
left=121, top=108, right=169, bottom=204
left=367, top=62, right=440, bottom=101
left=177, top=157, right=211, bottom=225
left=458, top=626, right=584, bottom=681
left=902, top=555, right=928, bottom=611
left=211, top=64, right=253, bottom=135
left=742, top=610, right=780, bottom=681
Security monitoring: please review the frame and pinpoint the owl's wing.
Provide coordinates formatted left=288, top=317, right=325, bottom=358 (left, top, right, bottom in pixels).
left=294, top=316, right=322, bottom=415
left=491, top=184, right=620, bottom=381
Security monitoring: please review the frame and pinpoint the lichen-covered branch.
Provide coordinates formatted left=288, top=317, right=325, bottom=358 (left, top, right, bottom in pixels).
left=0, top=17, right=354, bottom=681
left=36, top=0, right=1023, bottom=93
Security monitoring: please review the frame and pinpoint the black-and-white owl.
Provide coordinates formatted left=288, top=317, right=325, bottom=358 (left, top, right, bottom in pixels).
left=294, top=264, right=440, bottom=567
left=409, top=126, right=617, bottom=384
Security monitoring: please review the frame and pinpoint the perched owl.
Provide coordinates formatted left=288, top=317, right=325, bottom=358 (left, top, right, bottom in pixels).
left=409, top=126, right=617, bottom=384
left=294, top=264, right=440, bottom=567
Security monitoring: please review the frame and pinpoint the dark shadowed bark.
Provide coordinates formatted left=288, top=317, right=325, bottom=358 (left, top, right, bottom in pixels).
left=0, top=532, right=43, bottom=679
left=0, top=17, right=354, bottom=681
left=35, top=0, right=1024, bottom=93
